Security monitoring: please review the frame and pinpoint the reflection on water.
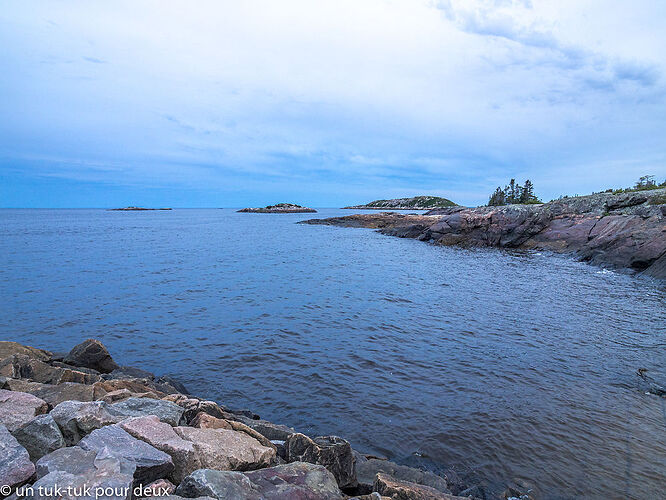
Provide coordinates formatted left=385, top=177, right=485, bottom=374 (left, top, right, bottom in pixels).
left=1, top=208, right=665, bottom=499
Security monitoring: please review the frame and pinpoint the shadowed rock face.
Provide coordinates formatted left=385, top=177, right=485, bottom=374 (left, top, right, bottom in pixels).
left=302, top=189, right=666, bottom=279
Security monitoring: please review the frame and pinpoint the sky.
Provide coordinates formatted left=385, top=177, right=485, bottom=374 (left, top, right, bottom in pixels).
left=1, top=0, right=665, bottom=208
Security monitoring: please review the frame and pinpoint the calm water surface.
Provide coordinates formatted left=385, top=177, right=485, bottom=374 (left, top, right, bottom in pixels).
left=1, top=208, right=665, bottom=499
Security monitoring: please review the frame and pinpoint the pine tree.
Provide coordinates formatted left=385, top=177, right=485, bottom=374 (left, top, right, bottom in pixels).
left=488, top=187, right=506, bottom=206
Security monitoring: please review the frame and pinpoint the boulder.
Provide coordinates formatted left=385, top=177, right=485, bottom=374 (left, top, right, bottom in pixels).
left=27, top=453, right=135, bottom=500
left=286, top=433, right=357, bottom=489
left=119, top=416, right=201, bottom=483
left=234, top=416, right=295, bottom=441
left=50, top=400, right=122, bottom=445
left=5, top=379, right=97, bottom=406
left=190, top=413, right=276, bottom=452
left=0, top=341, right=51, bottom=363
left=100, top=389, right=156, bottom=403
left=373, top=473, right=468, bottom=500
left=78, top=425, right=174, bottom=484
left=11, top=414, right=65, bottom=460
left=176, top=462, right=344, bottom=499
left=0, top=389, right=48, bottom=431
left=174, top=426, right=276, bottom=471
left=35, top=446, right=98, bottom=479
left=95, top=379, right=165, bottom=399
left=0, top=355, right=100, bottom=385
left=111, top=398, right=185, bottom=426
left=64, top=339, right=120, bottom=374
left=0, top=424, right=35, bottom=490
left=354, top=453, right=451, bottom=495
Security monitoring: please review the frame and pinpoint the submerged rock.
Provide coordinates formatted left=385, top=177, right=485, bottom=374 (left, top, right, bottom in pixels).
left=0, top=424, right=35, bottom=491
left=176, top=462, right=344, bottom=499
left=65, top=339, right=120, bottom=374
left=286, top=433, right=357, bottom=489
left=11, top=414, right=65, bottom=460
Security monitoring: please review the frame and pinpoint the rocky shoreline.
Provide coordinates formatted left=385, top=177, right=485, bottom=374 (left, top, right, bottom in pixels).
left=0, top=339, right=501, bottom=500
left=303, top=189, right=666, bottom=279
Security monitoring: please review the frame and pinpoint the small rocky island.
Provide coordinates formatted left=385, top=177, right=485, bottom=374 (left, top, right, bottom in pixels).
left=237, top=203, right=317, bottom=213
left=0, top=339, right=489, bottom=500
left=305, top=188, right=666, bottom=279
left=108, top=207, right=172, bottom=211
left=343, top=196, right=457, bottom=210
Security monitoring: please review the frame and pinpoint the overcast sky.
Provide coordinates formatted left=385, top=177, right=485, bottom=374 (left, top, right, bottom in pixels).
left=1, top=0, right=665, bottom=207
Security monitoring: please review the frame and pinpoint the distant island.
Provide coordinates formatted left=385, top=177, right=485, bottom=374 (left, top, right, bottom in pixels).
left=343, top=195, right=457, bottom=210
left=108, top=207, right=172, bottom=211
left=237, top=203, right=317, bottom=213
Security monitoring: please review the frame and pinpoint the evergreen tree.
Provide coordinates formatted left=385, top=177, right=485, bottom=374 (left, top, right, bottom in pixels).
left=520, top=179, right=535, bottom=203
left=488, top=187, right=506, bottom=206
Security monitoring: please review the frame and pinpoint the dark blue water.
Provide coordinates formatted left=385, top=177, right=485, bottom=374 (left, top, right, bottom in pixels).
left=1, top=209, right=665, bottom=499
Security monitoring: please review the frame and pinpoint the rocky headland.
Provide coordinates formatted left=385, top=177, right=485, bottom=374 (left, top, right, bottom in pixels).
left=343, top=196, right=457, bottom=210
left=305, top=188, right=666, bottom=279
left=238, top=203, right=317, bottom=213
left=0, top=339, right=493, bottom=500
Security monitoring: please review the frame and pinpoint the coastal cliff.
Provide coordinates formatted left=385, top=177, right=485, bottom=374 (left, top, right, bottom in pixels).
left=304, top=189, right=666, bottom=279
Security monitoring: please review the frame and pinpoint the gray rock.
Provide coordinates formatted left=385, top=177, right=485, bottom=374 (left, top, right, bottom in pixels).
left=0, top=389, right=49, bottom=431
left=234, top=416, right=295, bottom=440
left=354, top=452, right=450, bottom=494
left=0, top=342, right=52, bottom=363
left=78, top=425, right=174, bottom=484
left=0, top=424, right=35, bottom=490
left=12, top=414, right=65, bottom=460
left=65, top=339, right=120, bottom=374
left=0, top=354, right=101, bottom=385
left=50, top=400, right=122, bottom=445
left=286, top=433, right=357, bottom=489
left=176, top=462, right=344, bottom=499
left=26, top=453, right=135, bottom=500
left=111, top=398, right=185, bottom=426
left=35, top=446, right=98, bottom=479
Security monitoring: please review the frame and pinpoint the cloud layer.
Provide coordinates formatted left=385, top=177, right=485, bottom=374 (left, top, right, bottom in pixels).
left=1, top=0, right=665, bottom=207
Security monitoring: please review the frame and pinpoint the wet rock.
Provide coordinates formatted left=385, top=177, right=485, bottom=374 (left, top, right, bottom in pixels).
left=174, top=426, right=276, bottom=471
left=119, top=416, right=201, bottom=483
left=35, top=446, right=98, bottom=479
left=78, top=425, right=174, bottom=484
left=154, top=375, right=189, bottom=395
left=373, top=473, right=468, bottom=500
left=176, top=462, right=344, bottom=499
left=234, top=415, right=295, bottom=441
left=27, top=453, right=135, bottom=500
left=354, top=452, right=450, bottom=495
left=286, top=433, right=357, bottom=489
left=0, top=424, right=35, bottom=490
left=65, top=339, right=120, bottom=374
left=110, top=398, right=185, bottom=426
left=5, top=380, right=97, bottom=407
left=0, top=389, right=48, bottom=431
left=0, top=341, right=52, bottom=363
left=50, top=400, right=122, bottom=445
left=12, top=414, right=65, bottom=460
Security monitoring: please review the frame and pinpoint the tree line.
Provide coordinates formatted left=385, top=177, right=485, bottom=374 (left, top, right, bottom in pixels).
left=487, top=179, right=541, bottom=206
